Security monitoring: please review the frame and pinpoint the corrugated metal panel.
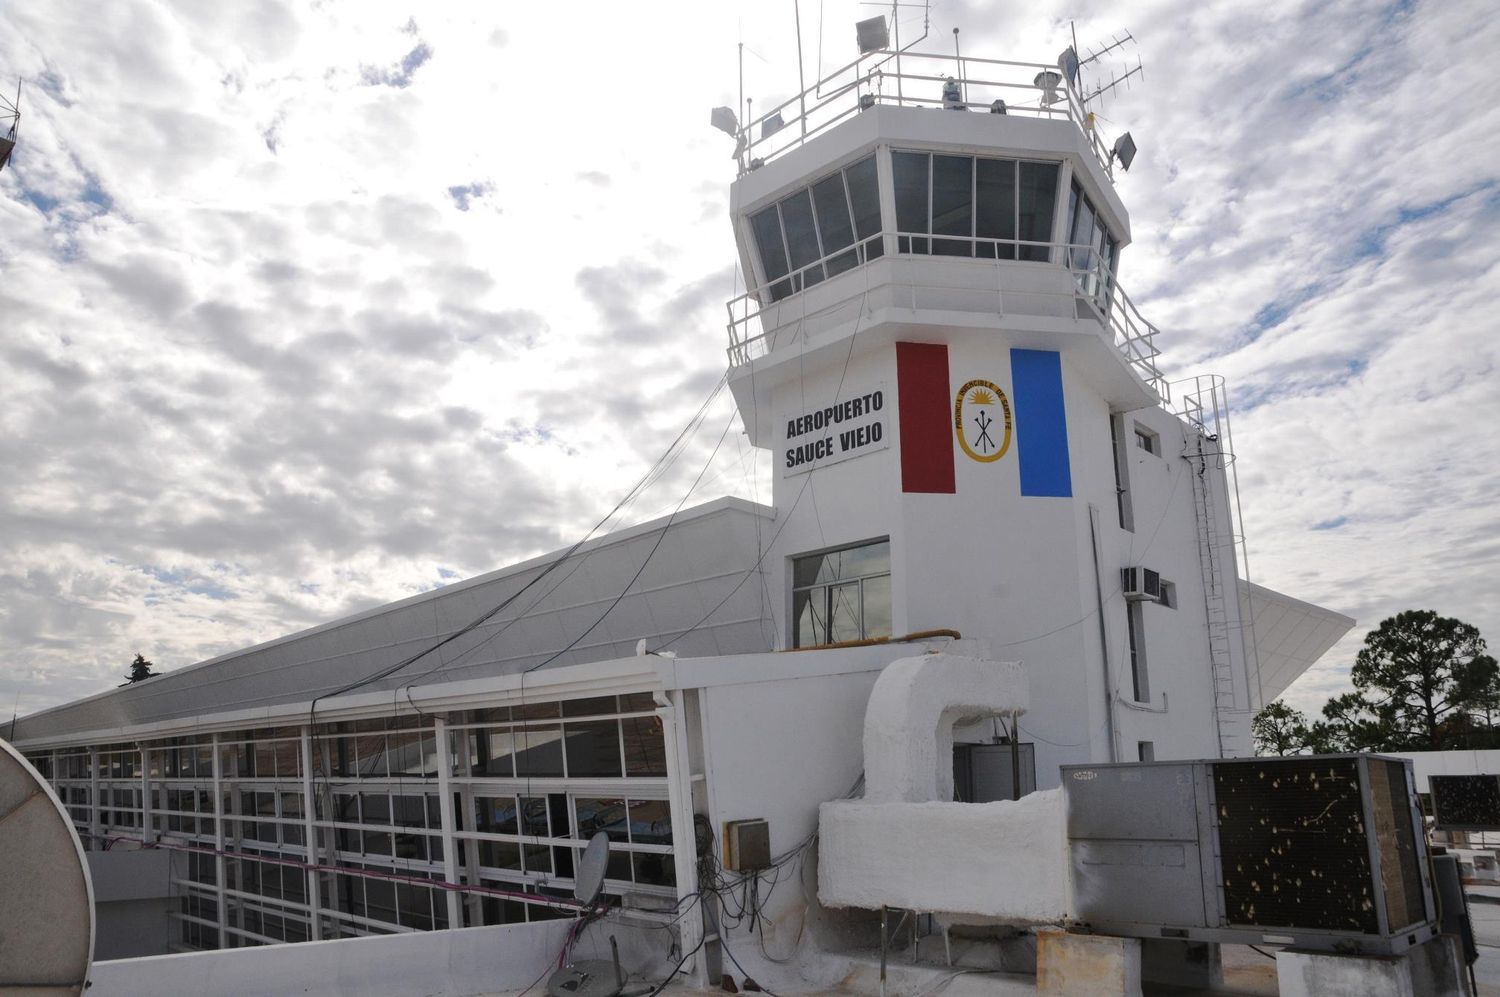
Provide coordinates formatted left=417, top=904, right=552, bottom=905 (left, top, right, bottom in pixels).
left=14, top=499, right=775, bottom=743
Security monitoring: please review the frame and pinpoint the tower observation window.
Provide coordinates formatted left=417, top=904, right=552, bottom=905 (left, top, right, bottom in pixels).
left=751, top=154, right=884, bottom=303
left=792, top=539, right=892, bottom=648
left=1067, top=180, right=1120, bottom=307
left=894, top=151, right=1058, bottom=261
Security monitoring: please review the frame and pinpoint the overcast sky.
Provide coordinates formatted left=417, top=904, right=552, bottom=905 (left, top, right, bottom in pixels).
left=1, top=0, right=1496, bottom=721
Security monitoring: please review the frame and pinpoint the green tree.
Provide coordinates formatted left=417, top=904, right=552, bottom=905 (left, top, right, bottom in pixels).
left=1459, top=654, right=1500, bottom=731
left=123, top=653, right=157, bottom=684
left=1311, top=691, right=1394, bottom=752
left=1349, top=610, right=1489, bottom=751
left=1251, top=701, right=1311, bottom=755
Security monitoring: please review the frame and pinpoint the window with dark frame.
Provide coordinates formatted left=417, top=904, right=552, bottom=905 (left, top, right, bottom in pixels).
left=792, top=539, right=893, bottom=648
left=1126, top=600, right=1149, bottom=702
left=751, top=153, right=885, bottom=302
left=893, top=150, right=1059, bottom=260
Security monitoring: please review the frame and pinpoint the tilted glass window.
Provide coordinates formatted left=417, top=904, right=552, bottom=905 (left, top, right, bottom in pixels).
left=752, top=153, right=884, bottom=302
left=792, top=539, right=893, bottom=648
left=1067, top=179, right=1119, bottom=306
left=894, top=151, right=1059, bottom=260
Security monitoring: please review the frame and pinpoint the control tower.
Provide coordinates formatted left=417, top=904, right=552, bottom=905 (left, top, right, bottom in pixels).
left=718, top=42, right=1261, bottom=775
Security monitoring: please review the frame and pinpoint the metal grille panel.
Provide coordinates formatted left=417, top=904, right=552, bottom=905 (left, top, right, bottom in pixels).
left=1431, top=774, right=1500, bottom=831
left=1213, top=758, right=1377, bottom=933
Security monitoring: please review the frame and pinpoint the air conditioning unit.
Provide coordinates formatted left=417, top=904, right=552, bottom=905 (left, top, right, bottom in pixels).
left=1062, top=754, right=1438, bottom=955
left=1120, top=566, right=1161, bottom=602
left=1430, top=773, right=1500, bottom=831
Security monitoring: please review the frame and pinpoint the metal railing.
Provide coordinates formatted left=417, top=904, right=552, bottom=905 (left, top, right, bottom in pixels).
left=725, top=232, right=1168, bottom=399
left=734, top=49, right=1116, bottom=178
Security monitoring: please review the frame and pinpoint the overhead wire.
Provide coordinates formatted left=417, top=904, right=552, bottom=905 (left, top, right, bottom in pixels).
left=650, top=284, right=870, bottom=654
left=303, top=369, right=730, bottom=728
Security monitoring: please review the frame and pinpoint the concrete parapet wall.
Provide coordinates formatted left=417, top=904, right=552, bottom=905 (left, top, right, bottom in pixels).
left=91, top=920, right=574, bottom=997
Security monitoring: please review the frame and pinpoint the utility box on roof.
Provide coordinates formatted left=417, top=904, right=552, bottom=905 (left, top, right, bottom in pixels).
left=1062, top=754, right=1439, bottom=956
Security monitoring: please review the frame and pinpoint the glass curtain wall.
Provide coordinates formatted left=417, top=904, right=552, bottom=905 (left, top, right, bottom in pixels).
left=22, top=692, right=676, bottom=952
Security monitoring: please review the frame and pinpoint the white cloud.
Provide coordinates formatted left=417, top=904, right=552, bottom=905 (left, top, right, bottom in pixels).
left=0, top=0, right=1495, bottom=723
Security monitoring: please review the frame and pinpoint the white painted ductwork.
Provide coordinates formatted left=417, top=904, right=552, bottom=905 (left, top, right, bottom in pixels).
left=861, top=642, right=1029, bottom=803
left=819, top=641, right=1070, bottom=923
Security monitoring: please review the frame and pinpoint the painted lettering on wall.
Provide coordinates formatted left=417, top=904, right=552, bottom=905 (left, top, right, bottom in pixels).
left=782, top=386, right=889, bottom=475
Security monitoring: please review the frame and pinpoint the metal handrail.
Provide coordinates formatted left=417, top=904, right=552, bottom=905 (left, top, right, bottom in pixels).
left=725, top=232, right=1167, bottom=399
left=734, top=49, right=1115, bottom=178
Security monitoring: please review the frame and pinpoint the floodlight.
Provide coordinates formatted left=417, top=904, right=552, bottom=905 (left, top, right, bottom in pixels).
left=859, top=93, right=877, bottom=111
left=856, top=15, right=890, bottom=54
left=710, top=106, right=739, bottom=137
left=1112, top=131, right=1138, bottom=171
left=1058, top=46, right=1080, bottom=85
left=1033, top=70, right=1063, bottom=106
left=761, top=112, right=785, bottom=139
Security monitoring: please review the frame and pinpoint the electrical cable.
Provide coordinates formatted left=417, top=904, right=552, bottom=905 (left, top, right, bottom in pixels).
left=649, top=285, right=870, bottom=654
left=307, top=369, right=730, bottom=722
left=645, top=933, right=708, bottom=996
left=516, top=405, right=739, bottom=679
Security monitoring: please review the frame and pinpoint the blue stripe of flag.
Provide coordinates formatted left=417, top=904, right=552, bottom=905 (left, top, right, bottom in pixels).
left=1010, top=349, right=1072, bottom=497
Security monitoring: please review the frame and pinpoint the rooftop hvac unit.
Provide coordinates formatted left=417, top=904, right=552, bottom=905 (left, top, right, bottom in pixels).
left=1430, top=773, right=1500, bottom=831
left=1063, top=755, right=1438, bottom=955
left=1120, top=566, right=1161, bottom=602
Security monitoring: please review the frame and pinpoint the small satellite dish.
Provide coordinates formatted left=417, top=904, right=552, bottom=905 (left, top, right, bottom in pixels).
left=575, top=830, right=611, bottom=904
left=547, top=835, right=624, bottom=997
left=855, top=15, right=889, bottom=54
left=1112, top=131, right=1138, bottom=171
left=0, top=737, right=94, bottom=991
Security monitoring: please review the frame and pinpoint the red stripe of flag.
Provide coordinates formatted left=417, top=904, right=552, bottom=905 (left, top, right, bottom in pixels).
left=896, top=342, right=955, bottom=494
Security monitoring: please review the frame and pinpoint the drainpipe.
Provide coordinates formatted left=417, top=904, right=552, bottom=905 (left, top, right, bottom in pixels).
left=1088, top=504, right=1119, bottom=762
left=659, top=690, right=706, bottom=983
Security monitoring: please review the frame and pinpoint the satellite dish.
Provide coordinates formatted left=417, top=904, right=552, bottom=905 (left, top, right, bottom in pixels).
left=575, top=830, right=611, bottom=904
left=0, top=737, right=95, bottom=992
left=547, top=834, right=624, bottom=997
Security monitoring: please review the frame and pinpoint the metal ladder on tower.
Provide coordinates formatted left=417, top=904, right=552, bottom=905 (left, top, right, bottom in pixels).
left=1188, top=431, right=1244, bottom=756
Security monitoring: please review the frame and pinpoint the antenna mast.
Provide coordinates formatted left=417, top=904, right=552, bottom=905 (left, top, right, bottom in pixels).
left=1077, top=32, right=1143, bottom=110
left=0, top=77, right=20, bottom=174
left=794, top=0, right=808, bottom=137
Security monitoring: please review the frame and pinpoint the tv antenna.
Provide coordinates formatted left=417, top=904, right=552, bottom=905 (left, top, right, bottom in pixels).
left=1060, top=26, right=1143, bottom=112
left=0, top=78, right=20, bottom=173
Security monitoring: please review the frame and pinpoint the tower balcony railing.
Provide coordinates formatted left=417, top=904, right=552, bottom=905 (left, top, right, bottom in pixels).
left=734, top=49, right=1116, bottom=179
left=725, top=232, right=1169, bottom=401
